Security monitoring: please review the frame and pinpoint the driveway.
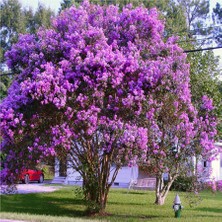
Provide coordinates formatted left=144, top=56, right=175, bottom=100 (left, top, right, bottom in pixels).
left=0, top=220, right=28, bottom=222
left=0, top=183, right=62, bottom=194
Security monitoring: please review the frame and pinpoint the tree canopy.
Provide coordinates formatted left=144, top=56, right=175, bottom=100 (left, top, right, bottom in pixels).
left=0, top=0, right=54, bottom=100
left=0, top=0, right=218, bottom=213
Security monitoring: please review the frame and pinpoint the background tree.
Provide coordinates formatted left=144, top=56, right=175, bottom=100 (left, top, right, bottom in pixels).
left=59, top=0, right=78, bottom=12
left=0, top=75, right=12, bottom=100
left=22, top=4, right=54, bottom=35
left=177, top=0, right=210, bottom=35
left=212, top=2, right=222, bottom=46
left=0, top=0, right=25, bottom=101
left=0, top=0, right=26, bottom=59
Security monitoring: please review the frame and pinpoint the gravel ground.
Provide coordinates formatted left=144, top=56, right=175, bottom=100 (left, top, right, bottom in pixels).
left=0, top=220, right=28, bottom=222
left=0, top=183, right=61, bottom=195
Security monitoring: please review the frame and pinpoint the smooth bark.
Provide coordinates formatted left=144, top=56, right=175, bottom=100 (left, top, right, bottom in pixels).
left=155, top=174, right=175, bottom=205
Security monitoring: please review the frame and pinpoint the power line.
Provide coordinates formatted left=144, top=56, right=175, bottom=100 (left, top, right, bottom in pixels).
left=184, top=46, right=222, bottom=53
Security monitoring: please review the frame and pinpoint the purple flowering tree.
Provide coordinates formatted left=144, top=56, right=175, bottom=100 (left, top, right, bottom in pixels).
left=191, top=96, right=218, bottom=187
left=0, top=1, right=217, bottom=212
left=141, top=93, right=217, bottom=205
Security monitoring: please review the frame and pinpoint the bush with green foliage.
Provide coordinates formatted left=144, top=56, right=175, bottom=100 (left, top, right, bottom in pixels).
left=170, top=176, right=197, bottom=192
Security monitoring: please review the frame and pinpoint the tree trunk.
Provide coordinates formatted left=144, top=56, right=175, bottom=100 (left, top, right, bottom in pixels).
left=84, top=184, right=109, bottom=215
left=155, top=176, right=165, bottom=205
left=155, top=194, right=166, bottom=205
left=155, top=175, right=175, bottom=205
left=82, top=153, right=120, bottom=215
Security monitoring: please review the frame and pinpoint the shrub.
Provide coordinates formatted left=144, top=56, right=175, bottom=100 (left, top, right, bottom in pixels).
left=170, top=176, right=197, bottom=192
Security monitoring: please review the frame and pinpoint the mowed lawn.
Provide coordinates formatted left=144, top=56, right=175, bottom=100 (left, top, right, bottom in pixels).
left=1, top=187, right=222, bottom=222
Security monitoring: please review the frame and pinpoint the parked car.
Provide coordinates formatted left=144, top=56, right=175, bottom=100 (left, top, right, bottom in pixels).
left=20, top=169, right=44, bottom=184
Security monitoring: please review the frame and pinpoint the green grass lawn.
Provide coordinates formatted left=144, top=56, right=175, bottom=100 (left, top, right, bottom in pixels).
left=1, top=187, right=222, bottom=222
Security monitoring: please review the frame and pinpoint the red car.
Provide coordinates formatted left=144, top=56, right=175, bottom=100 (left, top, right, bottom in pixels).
left=20, top=169, right=44, bottom=184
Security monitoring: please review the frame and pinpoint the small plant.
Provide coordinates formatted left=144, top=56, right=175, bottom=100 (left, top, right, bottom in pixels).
left=185, top=191, right=203, bottom=208
left=171, top=176, right=205, bottom=208
left=73, top=186, right=84, bottom=199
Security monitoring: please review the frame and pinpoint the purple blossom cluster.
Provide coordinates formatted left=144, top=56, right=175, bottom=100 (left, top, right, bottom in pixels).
left=201, top=95, right=214, bottom=111
left=0, top=1, right=217, bottom=184
left=205, top=180, right=222, bottom=193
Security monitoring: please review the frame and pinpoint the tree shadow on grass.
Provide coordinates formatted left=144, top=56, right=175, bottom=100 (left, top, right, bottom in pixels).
left=1, top=191, right=87, bottom=218
left=108, top=201, right=148, bottom=206
left=194, top=207, right=222, bottom=214
left=1, top=191, right=162, bottom=222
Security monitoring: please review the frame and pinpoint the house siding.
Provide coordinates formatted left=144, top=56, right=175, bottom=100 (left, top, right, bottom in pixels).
left=53, top=142, right=222, bottom=185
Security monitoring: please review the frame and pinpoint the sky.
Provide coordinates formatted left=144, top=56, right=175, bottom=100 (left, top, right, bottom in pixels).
left=18, top=0, right=221, bottom=14
left=19, top=0, right=61, bottom=12
left=18, top=0, right=222, bottom=69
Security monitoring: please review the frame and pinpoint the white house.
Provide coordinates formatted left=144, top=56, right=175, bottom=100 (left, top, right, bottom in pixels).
left=52, top=157, right=157, bottom=188
left=52, top=142, right=222, bottom=187
left=201, top=142, right=222, bottom=182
